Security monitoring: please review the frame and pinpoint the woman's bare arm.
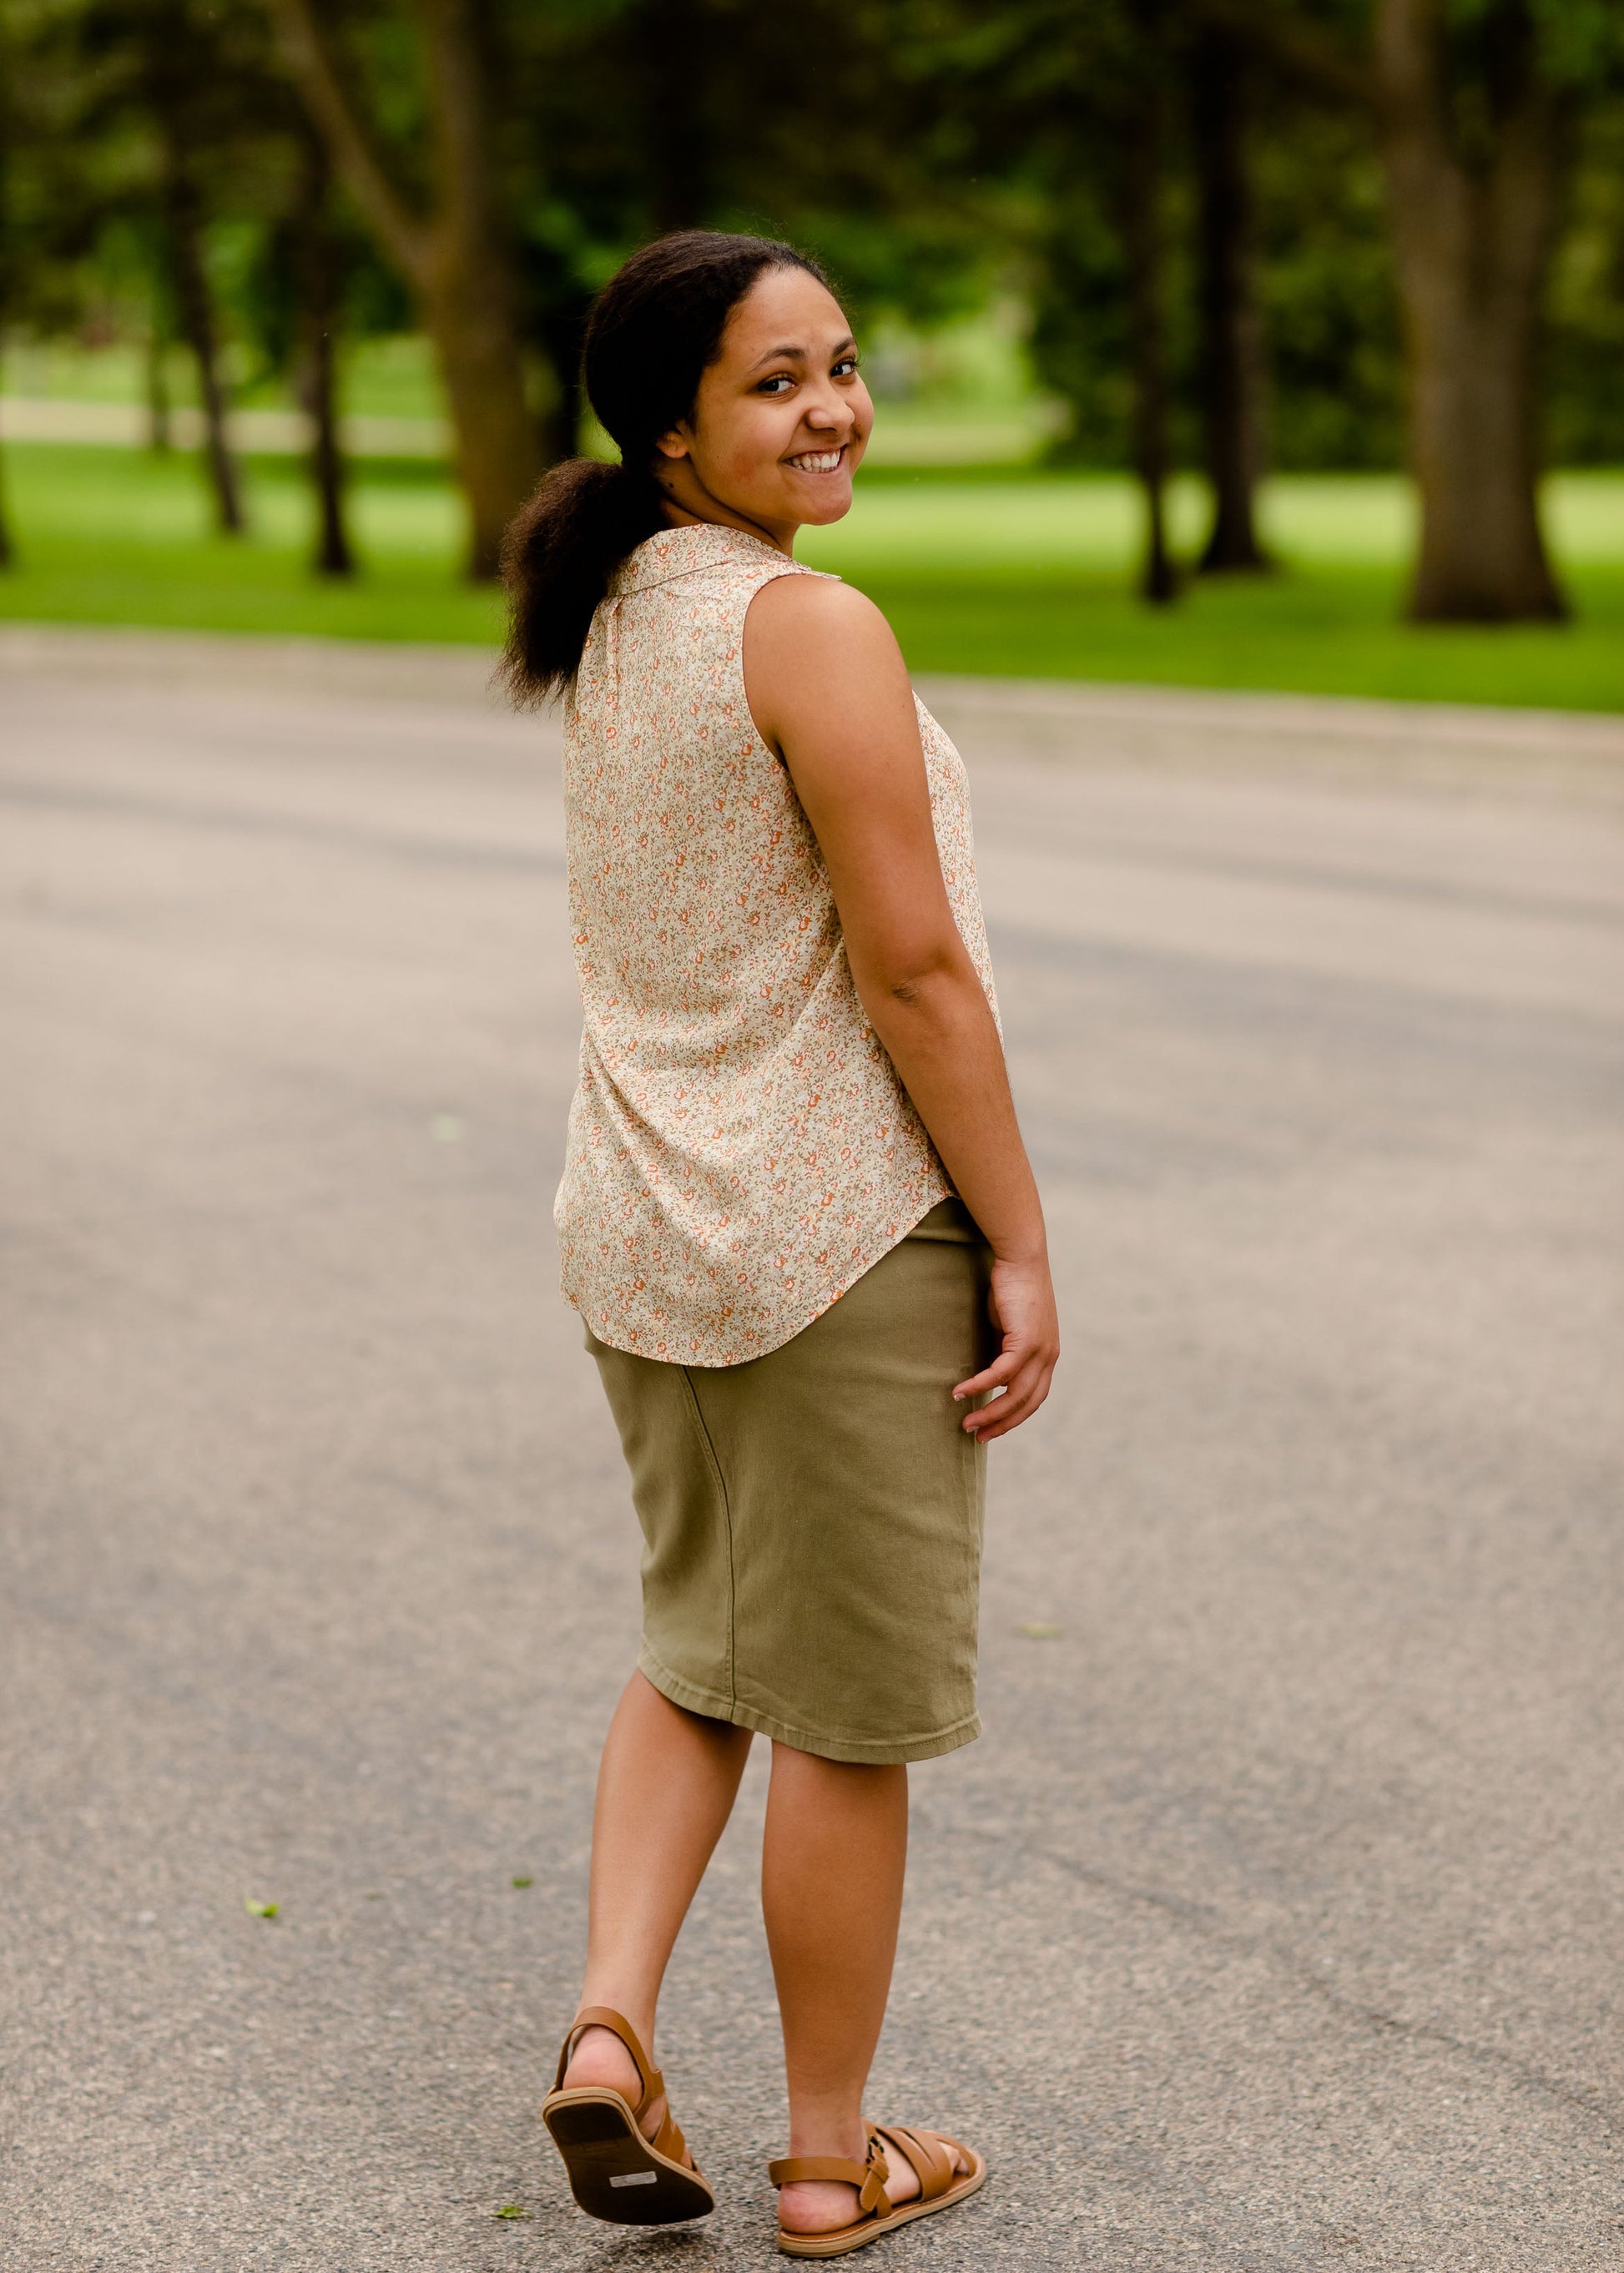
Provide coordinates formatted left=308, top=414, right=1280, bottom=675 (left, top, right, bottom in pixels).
left=744, top=572, right=1058, bottom=1440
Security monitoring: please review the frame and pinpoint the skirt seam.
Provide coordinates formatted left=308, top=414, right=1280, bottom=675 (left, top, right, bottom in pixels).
left=675, top=1364, right=739, bottom=1717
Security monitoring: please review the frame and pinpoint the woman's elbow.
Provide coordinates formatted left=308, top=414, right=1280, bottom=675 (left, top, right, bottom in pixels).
left=864, top=939, right=977, bottom=1011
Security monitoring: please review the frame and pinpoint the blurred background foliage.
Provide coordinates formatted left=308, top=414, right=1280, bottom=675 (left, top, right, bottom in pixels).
left=0, top=0, right=1621, bottom=703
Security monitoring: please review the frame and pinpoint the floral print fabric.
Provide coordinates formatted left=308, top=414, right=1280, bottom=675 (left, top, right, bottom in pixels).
left=555, top=521, right=999, bottom=1366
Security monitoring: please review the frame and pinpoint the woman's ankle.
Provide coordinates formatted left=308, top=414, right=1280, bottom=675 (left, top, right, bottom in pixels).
left=784, top=2109, right=870, bottom=2166
left=572, top=1990, right=658, bottom=2047
left=563, top=2024, right=636, bottom=2079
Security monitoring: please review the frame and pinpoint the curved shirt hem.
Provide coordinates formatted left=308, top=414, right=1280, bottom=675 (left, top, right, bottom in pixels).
left=562, top=1176, right=955, bottom=1369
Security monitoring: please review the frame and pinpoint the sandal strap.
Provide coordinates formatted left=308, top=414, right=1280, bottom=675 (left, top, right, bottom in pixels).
left=769, top=2138, right=891, bottom=2218
left=652, top=2103, right=688, bottom=2168
left=870, top=2122, right=955, bottom=2203
left=769, top=2157, right=870, bottom=2189
left=552, top=2004, right=663, bottom=2115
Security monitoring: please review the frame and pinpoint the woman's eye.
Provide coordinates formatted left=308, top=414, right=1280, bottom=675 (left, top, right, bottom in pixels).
left=832, top=358, right=859, bottom=379
left=759, top=375, right=794, bottom=395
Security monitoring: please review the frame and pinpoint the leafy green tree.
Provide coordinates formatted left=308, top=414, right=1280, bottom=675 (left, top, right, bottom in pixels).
left=1546, top=87, right=1624, bottom=463
left=65, top=0, right=280, bottom=534
left=240, top=124, right=357, bottom=575
left=5, top=0, right=411, bottom=575
left=1376, top=0, right=1573, bottom=618
left=1254, top=102, right=1402, bottom=470
left=915, top=0, right=1192, bottom=601
left=0, top=6, right=18, bottom=567
left=10, top=0, right=312, bottom=540
left=0, top=0, right=114, bottom=562
left=1224, top=0, right=1624, bottom=621
left=265, top=0, right=988, bottom=570
left=265, top=0, right=547, bottom=577
left=142, top=7, right=247, bottom=530
left=497, top=0, right=996, bottom=407
left=1191, top=18, right=1272, bottom=569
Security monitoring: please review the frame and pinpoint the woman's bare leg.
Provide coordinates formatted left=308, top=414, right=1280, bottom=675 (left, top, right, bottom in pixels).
left=561, top=1670, right=753, bottom=2140
left=764, top=1744, right=915, bottom=2235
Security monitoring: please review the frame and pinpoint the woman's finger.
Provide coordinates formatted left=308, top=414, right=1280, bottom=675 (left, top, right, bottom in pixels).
left=955, top=1332, right=1058, bottom=1400
left=967, top=1391, right=1040, bottom=1441
left=952, top=1348, right=1021, bottom=1402
left=961, top=1360, right=1055, bottom=1439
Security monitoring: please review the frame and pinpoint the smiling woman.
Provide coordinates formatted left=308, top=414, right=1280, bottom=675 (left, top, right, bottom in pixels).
left=500, top=234, right=1057, bottom=2256
left=498, top=238, right=869, bottom=696
left=649, top=275, right=868, bottom=526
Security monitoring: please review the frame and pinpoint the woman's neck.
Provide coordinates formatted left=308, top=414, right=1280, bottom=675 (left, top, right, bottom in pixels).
left=656, top=467, right=796, bottom=557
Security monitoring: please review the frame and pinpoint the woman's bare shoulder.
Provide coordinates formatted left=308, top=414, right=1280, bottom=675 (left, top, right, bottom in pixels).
left=744, top=571, right=910, bottom=743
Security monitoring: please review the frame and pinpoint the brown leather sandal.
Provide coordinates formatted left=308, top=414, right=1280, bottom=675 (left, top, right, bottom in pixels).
left=542, top=2004, right=714, bottom=2225
left=770, top=2119, right=986, bottom=2257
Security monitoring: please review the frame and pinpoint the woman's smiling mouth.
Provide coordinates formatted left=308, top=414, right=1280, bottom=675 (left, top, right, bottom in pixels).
left=786, top=446, right=847, bottom=474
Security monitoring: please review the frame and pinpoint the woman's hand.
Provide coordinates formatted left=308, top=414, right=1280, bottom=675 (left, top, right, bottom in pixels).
left=952, top=1251, right=1061, bottom=1442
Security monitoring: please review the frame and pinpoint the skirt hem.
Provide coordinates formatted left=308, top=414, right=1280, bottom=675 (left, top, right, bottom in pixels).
left=638, top=1645, right=980, bottom=1767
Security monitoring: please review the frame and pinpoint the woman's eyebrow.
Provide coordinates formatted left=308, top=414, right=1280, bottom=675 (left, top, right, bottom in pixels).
left=746, top=335, right=856, bottom=373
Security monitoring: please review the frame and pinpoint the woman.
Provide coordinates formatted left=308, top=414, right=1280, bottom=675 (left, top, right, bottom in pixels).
left=501, top=231, right=1059, bottom=2257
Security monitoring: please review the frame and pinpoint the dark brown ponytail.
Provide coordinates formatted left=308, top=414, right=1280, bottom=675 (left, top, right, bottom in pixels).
left=498, top=230, right=830, bottom=706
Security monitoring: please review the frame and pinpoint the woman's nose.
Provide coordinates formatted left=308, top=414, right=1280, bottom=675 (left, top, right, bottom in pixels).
left=802, top=389, right=850, bottom=436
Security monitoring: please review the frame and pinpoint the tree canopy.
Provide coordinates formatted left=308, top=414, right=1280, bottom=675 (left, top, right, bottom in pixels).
left=1, top=0, right=1618, bottom=616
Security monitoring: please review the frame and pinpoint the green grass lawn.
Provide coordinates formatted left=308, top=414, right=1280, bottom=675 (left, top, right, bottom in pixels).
left=2, top=441, right=1621, bottom=709
left=0, top=444, right=504, bottom=645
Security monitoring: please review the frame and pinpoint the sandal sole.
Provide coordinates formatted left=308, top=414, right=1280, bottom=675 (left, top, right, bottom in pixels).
left=542, top=2086, right=715, bottom=2225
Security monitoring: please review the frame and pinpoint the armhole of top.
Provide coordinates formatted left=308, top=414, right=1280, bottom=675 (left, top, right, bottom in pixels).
left=740, top=565, right=837, bottom=769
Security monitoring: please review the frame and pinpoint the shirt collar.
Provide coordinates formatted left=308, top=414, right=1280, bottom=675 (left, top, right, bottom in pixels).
left=610, top=520, right=794, bottom=596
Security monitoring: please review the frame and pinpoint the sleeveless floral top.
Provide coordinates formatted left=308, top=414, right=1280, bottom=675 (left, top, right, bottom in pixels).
left=555, top=521, right=998, bottom=1366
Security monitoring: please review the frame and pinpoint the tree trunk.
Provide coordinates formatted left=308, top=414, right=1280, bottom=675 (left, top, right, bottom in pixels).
left=1119, top=83, right=1178, bottom=605
left=269, top=0, right=544, bottom=581
left=1374, top=0, right=1568, bottom=620
left=0, top=97, right=13, bottom=563
left=1191, top=21, right=1271, bottom=573
left=421, top=249, right=542, bottom=578
left=145, top=323, right=172, bottom=453
left=537, top=285, right=594, bottom=458
left=0, top=338, right=11, bottom=566
left=299, top=311, right=351, bottom=579
left=292, top=137, right=353, bottom=577
left=162, top=161, right=245, bottom=536
left=638, top=0, right=711, bottom=232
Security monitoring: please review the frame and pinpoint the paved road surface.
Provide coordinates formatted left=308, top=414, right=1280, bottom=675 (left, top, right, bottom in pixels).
left=3, top=627, right=1621, bottom=2272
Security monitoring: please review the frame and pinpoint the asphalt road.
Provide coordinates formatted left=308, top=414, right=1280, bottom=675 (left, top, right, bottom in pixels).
left=3, top=627, right=1621, bottom=2273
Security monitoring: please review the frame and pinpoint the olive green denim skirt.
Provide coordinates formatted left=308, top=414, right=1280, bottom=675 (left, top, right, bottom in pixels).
left=585, top=1199, right=995, bottom=1765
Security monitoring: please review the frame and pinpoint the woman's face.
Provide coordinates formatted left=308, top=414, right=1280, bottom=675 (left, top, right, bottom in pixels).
left=654, top=265, right=872, bottom=546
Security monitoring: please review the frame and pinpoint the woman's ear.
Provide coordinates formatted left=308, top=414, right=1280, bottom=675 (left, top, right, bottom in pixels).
left=654, top=426, right=690, bottom=461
